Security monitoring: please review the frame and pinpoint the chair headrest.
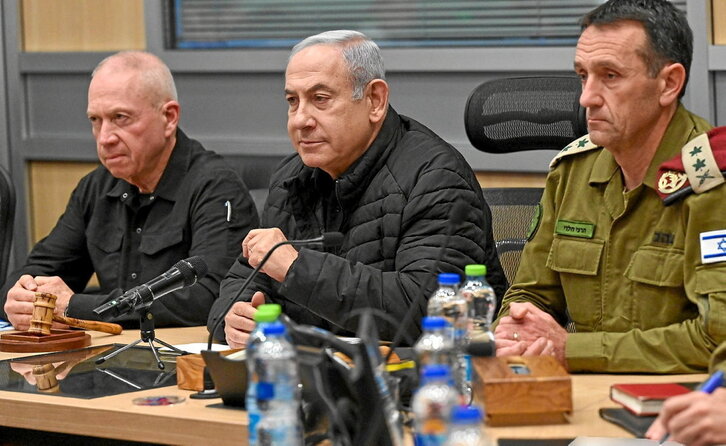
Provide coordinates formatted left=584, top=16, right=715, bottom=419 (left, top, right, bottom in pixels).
left=464, top=76, right=587, bottom=154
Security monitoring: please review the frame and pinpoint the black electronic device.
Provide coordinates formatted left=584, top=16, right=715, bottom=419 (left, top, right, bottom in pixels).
left=284, top=312, right=403, bottom=446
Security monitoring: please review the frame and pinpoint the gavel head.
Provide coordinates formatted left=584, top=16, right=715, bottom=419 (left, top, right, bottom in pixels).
left=32, top=363, right=60, bottom=393
left=28, top=292, right=58, bottom=336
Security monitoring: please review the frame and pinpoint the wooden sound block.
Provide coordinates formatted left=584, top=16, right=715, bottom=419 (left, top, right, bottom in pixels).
left=0, top=329, right=91, bottom=353
left=472, top=355, right=572, bottom=426
left=177, top=349, right=242, bottom=391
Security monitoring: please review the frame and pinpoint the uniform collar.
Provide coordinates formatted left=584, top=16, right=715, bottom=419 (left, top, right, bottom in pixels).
left=588, top=104, right=695, bottom=190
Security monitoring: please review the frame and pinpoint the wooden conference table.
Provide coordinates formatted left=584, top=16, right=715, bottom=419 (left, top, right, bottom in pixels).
left=0, top=326, right=705, bottom=445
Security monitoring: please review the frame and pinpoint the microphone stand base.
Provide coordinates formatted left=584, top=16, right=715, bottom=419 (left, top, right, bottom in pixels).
left=95, top=309, right=188, bottom=370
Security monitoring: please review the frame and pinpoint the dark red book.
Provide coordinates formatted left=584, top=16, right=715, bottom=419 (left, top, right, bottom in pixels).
left=609, top=382, right=693, bottom=416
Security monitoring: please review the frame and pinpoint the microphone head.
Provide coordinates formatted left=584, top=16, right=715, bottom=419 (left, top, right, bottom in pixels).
left=322, top=231, right=344, bottom=248
left=465, top=339, right=495, bottom=357
left=176, top=256, right=208, bottom=286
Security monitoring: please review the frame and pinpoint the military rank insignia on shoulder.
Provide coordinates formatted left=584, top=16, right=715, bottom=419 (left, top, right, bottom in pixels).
left=549, top=134, right=601, bottom=169
left=659, top=127, right=726, bottom=205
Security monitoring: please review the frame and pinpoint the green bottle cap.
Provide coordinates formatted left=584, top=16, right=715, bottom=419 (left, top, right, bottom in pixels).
left=465, top=264, right=487, bottom=276
left=253, top=304, right=281, bottom=323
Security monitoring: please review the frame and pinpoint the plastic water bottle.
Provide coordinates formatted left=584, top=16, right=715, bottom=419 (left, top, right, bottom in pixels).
left=445, top=405, right=491, bottom=446
left=414, top=316, right=455, bottom=372
left=245, top=304, right=282, bottom=446
left=427, top=273, right=461, bottom=319
left=459, top=265, right=496, bottom=342
left=412, top=364, right=459, bottom=446
left=427, top=273, right=469, bottom=399
left=254, top=322, right=303, bottom=446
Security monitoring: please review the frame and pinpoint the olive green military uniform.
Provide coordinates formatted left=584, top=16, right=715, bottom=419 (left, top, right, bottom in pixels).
left=500, top=104, right=723, bottom=373
left=711, top=342, right=726, bottom=373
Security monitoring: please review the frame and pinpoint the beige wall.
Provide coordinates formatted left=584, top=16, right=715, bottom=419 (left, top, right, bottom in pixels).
left=27, top=161, right=97, bottom=244
left=715, top=0, right=726, bottom=45
left=22, top=0, right=145, bottom=52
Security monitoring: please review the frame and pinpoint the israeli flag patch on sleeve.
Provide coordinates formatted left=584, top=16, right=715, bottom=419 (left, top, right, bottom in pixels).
left=700, top=230, right=726, bottom=264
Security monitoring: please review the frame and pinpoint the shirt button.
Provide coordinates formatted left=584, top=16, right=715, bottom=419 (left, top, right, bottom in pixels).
left=122, top=193, right=128, bottom=199
left=136, top=227, right=142, bottom=234
left=150, top=196, right=155, bottom=201
left=131, top=273, right=137, bottom=279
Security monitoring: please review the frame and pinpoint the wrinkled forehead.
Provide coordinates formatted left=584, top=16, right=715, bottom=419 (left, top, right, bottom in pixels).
left=285, top=45, right=351, bottom=91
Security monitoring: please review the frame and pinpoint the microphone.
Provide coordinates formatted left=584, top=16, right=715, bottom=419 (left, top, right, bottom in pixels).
left=465, top=340, right=495, bottom=357
left=93, top=256, right=208, bottom=318
left=385, top=201, right=469, bottom=363
left=206, top=232, right=344, bottom=350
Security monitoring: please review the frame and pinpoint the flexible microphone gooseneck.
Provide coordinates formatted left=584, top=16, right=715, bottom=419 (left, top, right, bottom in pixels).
left=93, top=256, right=208, bottom=318
left=384, top=202, right=469, bottom=363
left=206, top=232, right=345, bottom=351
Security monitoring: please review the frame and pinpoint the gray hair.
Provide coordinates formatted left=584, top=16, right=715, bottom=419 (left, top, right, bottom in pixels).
left=290, top=30, right=385, bottom=100
left=92, top=51, right=178, bottom=106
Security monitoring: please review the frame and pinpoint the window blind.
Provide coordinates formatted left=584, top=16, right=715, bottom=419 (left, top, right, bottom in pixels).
left=170, top=0, right=687, bottom=49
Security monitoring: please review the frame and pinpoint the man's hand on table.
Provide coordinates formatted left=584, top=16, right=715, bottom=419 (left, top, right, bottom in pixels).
left=494, top=302, right=567, bottom=367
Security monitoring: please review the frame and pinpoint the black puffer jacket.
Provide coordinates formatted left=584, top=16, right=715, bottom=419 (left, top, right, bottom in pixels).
left=208, top=107, right=506, bottom=343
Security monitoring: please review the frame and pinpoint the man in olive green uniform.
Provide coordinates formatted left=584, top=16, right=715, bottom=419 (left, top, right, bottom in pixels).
left=494, top=0, right=725, bottom=373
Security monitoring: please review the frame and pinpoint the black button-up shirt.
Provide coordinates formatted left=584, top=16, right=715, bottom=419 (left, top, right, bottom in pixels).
left=1, top=129, right=259, bottom=327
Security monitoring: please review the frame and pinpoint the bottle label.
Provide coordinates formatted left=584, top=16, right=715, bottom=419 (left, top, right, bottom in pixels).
left=414, top=433, right=447, bottom=446
left=258, top=425, right=301, bottom=445
left=248, top=413, right=260, bottom=443
left=464, top=354, right=472, bottom=382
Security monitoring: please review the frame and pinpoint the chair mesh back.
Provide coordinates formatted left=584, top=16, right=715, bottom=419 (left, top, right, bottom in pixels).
left=465, top=76, right=587, bottom=153
left=482, top=188, right=543, bottom=285
left=0, top=164, right=16, bottom=286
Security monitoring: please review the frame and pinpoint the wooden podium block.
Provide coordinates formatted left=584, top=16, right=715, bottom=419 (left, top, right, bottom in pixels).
left=472, top=356, right=572, bottom=426
left=177, top=349, right=242, bottom=391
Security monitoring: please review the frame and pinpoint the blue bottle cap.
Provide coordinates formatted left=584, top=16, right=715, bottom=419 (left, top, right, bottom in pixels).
left=450, top=405, right=483, bottom=424
left=422, top=316, right=449, bottom=330
left=262, top=322, right=286, bottom=336
left=421, top=364, right=451, bottom=380
left=256, top=382, right=275, bottom=400
left=437, top=273, right=460, bottom=285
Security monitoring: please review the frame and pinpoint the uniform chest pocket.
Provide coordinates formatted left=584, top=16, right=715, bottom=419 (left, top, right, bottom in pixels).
left=87, top=226, right=122, bottom=253
left=625, top=246, right=684, bottom=287
left=547, top=237, right=604, bottom=275
left=139, top=230, right=185, bottom=256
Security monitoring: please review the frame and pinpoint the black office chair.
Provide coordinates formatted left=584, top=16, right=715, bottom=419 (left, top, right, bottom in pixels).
left=225, top=154, right=285, bottom=217
left=0, top=163, right=16, bottom=288
left=465, top=76, right=587, bottom=284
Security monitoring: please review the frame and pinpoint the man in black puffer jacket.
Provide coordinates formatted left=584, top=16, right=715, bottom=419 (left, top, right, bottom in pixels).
left=208, top=30, right=506, bottom=346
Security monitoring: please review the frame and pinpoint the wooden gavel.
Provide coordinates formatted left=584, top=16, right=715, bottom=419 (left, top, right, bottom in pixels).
left=28, top=292, right=123, bottom=336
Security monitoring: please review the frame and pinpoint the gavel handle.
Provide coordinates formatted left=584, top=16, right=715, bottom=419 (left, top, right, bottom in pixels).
left=53, top=315, right=123, bottom=335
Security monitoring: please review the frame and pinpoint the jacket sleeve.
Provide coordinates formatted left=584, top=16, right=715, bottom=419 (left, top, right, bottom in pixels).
left=68, top=169, right=259, bottom=327
left=207, top=255, right=278, bottom=341
left=276, top=166, right=503, bottom=343
left=1, top=179, right=96, bottom=321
